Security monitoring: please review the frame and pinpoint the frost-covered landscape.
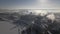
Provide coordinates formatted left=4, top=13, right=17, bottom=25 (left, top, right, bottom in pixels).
left=0, top=9, right=60, bottom=34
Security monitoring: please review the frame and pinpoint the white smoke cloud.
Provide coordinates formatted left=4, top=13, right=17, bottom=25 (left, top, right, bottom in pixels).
left=46, top=13, right=56, bottom=23
left=32, top=10, right=48, bottom=16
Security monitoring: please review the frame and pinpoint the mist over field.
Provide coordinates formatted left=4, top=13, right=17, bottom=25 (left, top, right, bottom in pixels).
left=0, top=9, right=60, bottom=34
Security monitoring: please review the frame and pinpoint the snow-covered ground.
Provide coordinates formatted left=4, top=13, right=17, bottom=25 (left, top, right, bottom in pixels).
left=0, top=21, right=18, bottom=34
left=0, top=9, right=60, bottom=34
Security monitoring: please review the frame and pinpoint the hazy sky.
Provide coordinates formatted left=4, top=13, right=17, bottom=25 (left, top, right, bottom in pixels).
left=0, top=0, right=60, bottom=9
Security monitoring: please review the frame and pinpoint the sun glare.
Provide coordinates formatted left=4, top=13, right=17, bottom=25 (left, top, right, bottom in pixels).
left=38, top=0, right=48, bottom=3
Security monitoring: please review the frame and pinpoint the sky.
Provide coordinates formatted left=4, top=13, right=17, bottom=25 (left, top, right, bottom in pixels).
left=0, top=0, right=60, bottom=9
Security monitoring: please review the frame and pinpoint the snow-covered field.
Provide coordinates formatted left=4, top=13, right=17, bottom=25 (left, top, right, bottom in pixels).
left=0, top=9, right=60, bottom=34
